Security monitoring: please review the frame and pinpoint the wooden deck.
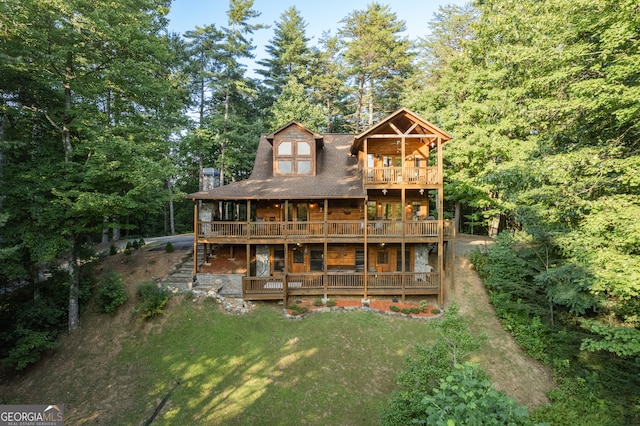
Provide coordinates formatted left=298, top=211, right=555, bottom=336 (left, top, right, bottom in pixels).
left=197, top=219, right=453, bottom=242
left=242, top=271, right=440, bottom=301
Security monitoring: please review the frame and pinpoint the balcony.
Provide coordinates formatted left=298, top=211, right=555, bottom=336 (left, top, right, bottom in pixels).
left=196, top=219, right=454, bottom=242
left=242, top=271, right=440, bottom=300
left=365, top=166, right=438, bottom=185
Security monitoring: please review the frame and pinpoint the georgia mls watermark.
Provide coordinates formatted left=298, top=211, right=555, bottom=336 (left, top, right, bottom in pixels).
left=0, top=405, right=64, bottom=426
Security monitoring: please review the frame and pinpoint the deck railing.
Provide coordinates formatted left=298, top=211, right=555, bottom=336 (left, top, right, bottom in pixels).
left=365, top=166, right=438, bottom=185
left=242, top=272, right=440, bottom=300
left=197, top=219, right=453, bottom=240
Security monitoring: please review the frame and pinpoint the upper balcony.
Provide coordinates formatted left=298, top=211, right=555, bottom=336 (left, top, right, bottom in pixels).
left=365, top=166, right=438, bottom=186
left=196, top=219, right=454, bottom=243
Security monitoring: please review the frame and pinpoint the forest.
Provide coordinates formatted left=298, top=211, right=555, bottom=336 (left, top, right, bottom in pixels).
left=1, top=0, right=639, bottom=423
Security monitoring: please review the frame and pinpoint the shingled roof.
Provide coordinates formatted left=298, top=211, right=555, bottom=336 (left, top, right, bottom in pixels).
left=188, top=133, right=365, bottom=201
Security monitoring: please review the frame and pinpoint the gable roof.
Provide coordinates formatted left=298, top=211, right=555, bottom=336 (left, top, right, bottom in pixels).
left=188, top=133, right=364, bottom=201
left=265, top=120, right=325, bottom=149
left=350, top=107, right=452, bottom=155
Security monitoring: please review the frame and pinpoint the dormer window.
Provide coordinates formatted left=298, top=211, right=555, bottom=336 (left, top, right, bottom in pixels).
left=275, top=139, right=314, bottom=176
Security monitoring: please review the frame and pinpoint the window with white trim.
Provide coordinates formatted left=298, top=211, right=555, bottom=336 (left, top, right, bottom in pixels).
left=274, top=139, right=314, bottom=176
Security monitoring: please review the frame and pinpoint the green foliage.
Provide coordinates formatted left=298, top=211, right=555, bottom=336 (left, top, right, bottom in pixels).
left=579, top=319, right=640, bottom=358
left=109, top=244, right=118, bottom=256
left=401, top=308, right=411, bottom=315
left=409, top=307, right=420, bottom=314
left=419, top=300, right=428, bottom=312
left=5, top=328, right=59, bottom=371
left=381, top=304, right=486, bottom=425
left=325, top=299, right=337, bottom=307
left=389, top=305, right=400, bottom=312
left=313, top=298, right=324, bottom=307
left=415, top=364, right=534, bottom=426
left=132, top=240, right=140, bottom=250
left=98, top=272, right=128, bottom=314
left=286, top=304, right=308, bottom=316
left=135, top=283, right=171, bottom=321
left=165, top=242, right=174, bottom=253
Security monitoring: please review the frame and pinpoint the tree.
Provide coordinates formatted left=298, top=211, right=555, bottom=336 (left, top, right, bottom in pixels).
left=338, top=3, right=415, bottom=132
left=270, top=75, right=325, bottom=131
left=0, top=0, right=183, bottom=332
left=256, top=6, right=313, bottom=100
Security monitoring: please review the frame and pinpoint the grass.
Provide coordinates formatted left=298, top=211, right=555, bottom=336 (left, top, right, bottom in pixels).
left=109, top=297, right=436, bottom=425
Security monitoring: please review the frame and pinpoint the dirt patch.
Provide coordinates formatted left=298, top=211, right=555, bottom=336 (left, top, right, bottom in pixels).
left=450, top=234, right=554, bottom=408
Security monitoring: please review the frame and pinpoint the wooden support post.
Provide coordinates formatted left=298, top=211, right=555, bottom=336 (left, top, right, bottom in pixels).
left=193, top=202, right=198, bottom=279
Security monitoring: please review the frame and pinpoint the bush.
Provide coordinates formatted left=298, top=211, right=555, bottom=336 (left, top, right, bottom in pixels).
left=325, top=299, right=336, bottom=307
left=165, top=242, right=174, bottom=253
left=390, top=305, right=400, bottom=312
left=98, top=271, right=128, bottom=314
left=5, top=328, right=59, bottom=371
left=138, top=238, right=145, bottom=247
left=313, top=298, right=324, bottom=306
left=135, top=282, right=171, bottom=320
left=109, top=244, right=118, bottom=255
left=132, top=240, right=139, bottom=250
left=431, top=308, right=441, bottom=314
left=409, top=307, right=420, bottom=314
left=401, top=308, right=411, bottom=315
left=419, top=300, right=428, bottom=312
left=286, top=304, right=308, bottom=315
left=416, top=364, right=534, bottom=425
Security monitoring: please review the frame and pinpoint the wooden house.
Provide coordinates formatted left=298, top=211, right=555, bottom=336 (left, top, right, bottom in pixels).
left=188, top=107, right=454, bottom=304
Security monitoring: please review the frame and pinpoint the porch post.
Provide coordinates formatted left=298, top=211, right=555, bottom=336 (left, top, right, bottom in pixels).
left=193, top=201, right=198, bottom=279
left=437, top=137, right=444, bottom=306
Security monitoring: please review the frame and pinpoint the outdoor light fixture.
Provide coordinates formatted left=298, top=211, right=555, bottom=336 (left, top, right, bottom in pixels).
left=419, top=189, right=424, bottom=195
left=382, top=189, right=388, bottom=195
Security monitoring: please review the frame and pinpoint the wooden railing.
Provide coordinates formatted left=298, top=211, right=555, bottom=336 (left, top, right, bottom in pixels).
left=365, top=166, right=438, bottom=185
left=242, top=272, right=440, bottom=300
left=197, top=220, right=454, bottom=240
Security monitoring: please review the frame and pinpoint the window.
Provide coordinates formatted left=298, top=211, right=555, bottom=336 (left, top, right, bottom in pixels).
left=278, top=160, right=292, bottom=174
left=310, top=249, right=323, bottom=271
left=377, top=250, right=388, bottom=265
left=275, top=139, right=314, bottom=176
left=293, top=249, right=304, bottom=264
left=273, top=248, right=285, bottom=272
left=297, top=141, right=311, bottom=155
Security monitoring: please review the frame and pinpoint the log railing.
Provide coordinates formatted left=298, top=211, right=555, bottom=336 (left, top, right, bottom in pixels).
left=197, top=220, right=453, bottom=240
left=242, top=272, right=440, bottom=300
left=365, top=166, right=438, bottom=185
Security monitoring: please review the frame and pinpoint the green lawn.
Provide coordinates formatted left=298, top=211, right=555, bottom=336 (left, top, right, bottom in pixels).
left=113, top=298, right=436, bottom=425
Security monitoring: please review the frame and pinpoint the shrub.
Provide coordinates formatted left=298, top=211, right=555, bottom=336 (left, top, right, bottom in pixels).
left=313, top=298, right=324, bottom=307
left=135, top=282, right=170, bottom=320
left=390, top=305, right=400, bottom=312
left=109, top=244, right=118, bottom=255
left=286, top=304, right=308, bottom=315
left=325, top=299, right=337, bottom=307
left=132, top=240, right=139, bottom=250
left=417, top=364, right=533, bottom=425
left=401, top=308, right=411, bottom=315
left=419, top=300, right=428, bottom=312
left=138, top=238, right=145, bottom=247
left=431, top=308, right=441, bottom=314
left=409, top=307, right=420, bottom=314
left=5, top=328, right=59, bottom=371
left=98, top=272, right=128, bottom=314
left=165, top=242, right=174, bottom=253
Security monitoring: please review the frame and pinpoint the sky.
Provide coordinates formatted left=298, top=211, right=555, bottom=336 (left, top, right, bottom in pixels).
left=166, top=0, right=467, bottom=77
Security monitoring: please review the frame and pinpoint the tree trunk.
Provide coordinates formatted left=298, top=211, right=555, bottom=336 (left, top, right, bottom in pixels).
left=354, top=74, right=366, bottom=133
left=454, top=202, right=461, bottom=234
left=68, top=239, right=80, bottom=332
left=101, top=217, right=110, bottom=244
left=63, top=51, right=74, bottom=162
left=168, top=181, right=176, bottom=235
